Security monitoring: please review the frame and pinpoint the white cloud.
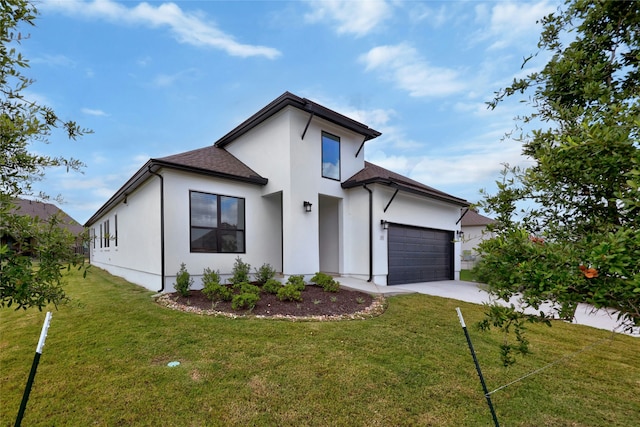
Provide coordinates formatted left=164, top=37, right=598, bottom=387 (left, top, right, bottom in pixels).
left=31, top=53, right=77, bottom=67
left=42, top=0, right=281, bottom=59
left=477, top=1, right=558, bottom=50
left=407, top=3, right=448, bottom=27
left=304, top=0, right=392, bottom=37
left=359, top=44, right=466, bottom=97
left=81, top=108, right=108, bottom=116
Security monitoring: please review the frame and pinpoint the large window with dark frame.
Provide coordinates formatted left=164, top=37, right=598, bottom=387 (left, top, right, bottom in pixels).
left=321, top=131, right=341, bottom=180
left=190, top=191, right=245, bottom=253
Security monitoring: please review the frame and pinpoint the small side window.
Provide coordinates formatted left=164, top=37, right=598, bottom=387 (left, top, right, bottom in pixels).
left=322, top=132, right=340, bottom=180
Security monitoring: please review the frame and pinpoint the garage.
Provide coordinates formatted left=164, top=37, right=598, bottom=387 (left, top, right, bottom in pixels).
left=387, top=224, right=454, bottom=285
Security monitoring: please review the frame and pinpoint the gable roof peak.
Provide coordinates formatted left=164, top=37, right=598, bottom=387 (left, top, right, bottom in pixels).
left=214, top=91, right=381, bottom=148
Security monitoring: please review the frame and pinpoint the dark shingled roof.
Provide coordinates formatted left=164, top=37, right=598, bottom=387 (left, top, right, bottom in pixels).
left=12, top=198, right=84, bottom=235
left=85, top=147, right=267, bottom=226
left=343, top=162, right=468, bottom=207
left=155, top=146, right=267, bottom=184
left=461, top=209, right=495, bottom=226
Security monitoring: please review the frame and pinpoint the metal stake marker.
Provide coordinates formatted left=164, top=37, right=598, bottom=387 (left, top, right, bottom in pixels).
left=15, top=312, right=53, bottom=427
left=456, top=307, right=500, bottom=427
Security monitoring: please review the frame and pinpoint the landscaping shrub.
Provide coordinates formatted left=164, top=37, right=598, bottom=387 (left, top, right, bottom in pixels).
left=201, top=268, right=233, bottom=302
left=231, top=292, right=260, bottom=310
left=277, top=284, right=302, bottom=302
left=311, top=272, right=340, bottom=292
left=262, top=278, right=282, bottom=295
left=229, top=256, right=251, bottom=286
left=254, top=263, right=276, bottom=285
left=174, top=263, right=193, bottom=297
left=286, top=274, right=306, bottom=291
left=238, top=283, right=261, bottom=295
left=322, top=279, right=340, bottom=293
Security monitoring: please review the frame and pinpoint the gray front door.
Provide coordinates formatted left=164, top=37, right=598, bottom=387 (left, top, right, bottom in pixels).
left=387, top=224, right=453, bottom=285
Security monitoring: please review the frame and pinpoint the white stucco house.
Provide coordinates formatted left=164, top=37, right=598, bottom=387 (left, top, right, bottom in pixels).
left=85, top=92, right=469, bottom=292
left=460, top=209, right=495, bottom=269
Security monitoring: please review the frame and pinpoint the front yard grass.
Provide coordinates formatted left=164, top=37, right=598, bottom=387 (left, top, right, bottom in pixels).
left=1, top=266, right=639, bottom=426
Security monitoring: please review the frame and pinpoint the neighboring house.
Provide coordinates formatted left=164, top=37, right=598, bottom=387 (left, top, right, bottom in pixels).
left=460, top=209, right=495, bottom=269
left=2, top=198, right=86, bottom=255
left=85, top=92, right=469, bottom=292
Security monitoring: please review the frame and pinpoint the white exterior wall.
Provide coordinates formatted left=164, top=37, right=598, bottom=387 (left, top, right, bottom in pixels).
left=373, top=186, right=463, bottom=283
left=161, top=169, right=274, bottom=292
left=223, top=106, right=367, bottom=280
left=461, top=224, right=493, bottom=270
left=89, top=178, right=163, bottom=291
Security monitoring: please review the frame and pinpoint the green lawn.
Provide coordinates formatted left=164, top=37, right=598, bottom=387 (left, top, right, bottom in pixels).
left=1, top=267, right=639, bottom=426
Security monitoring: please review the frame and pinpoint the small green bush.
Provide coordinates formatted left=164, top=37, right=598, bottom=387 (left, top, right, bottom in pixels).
left=238, top=283, right=260, bottom=295
left=254, top=263, right=276, bottom=285
left=232, top=292, right=260, bottom=310
left=201, top=268, right=233, bottom=302
left=286, top=274, right=306, bottom=291
left=277, top=284, right=302, bottom=302
left=311, top=272, right=340, bottom=292
left=174, top=263, right=193, bottom=297
left=262, top=278, right=282, bottom=294
left=229, top=256, right=251, bottom=286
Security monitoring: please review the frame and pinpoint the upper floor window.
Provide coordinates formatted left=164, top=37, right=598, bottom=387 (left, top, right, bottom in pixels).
left=322, top=132, right=340, bottom=180
left=190, top=191, right=245, bottom=253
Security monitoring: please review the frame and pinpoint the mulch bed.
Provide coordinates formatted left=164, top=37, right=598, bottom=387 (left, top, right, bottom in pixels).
left=156, top=285, right=386, bottom=321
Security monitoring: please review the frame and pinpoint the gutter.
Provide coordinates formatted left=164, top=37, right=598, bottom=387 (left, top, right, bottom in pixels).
left=363, top=184, right=373, bottom=282
left=148, top=166, right=165, bottom=293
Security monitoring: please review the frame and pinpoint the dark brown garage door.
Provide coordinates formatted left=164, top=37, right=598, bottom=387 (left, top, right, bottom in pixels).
left=387, top=224, right=454, bottom=285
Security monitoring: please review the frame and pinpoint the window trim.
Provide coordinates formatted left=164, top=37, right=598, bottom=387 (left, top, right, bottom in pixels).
left=189, top=190, right=246, bottom=254
left=321, top=131, right=341, bottom=181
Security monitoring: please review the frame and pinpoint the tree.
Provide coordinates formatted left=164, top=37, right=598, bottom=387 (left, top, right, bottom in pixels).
left=475, top=0, right=639, bottom=365
left=1, top=0, right=90, bottom=310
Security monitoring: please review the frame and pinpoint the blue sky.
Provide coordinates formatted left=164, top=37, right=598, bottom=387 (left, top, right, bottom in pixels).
left=21, top=0, right=560, bottom=224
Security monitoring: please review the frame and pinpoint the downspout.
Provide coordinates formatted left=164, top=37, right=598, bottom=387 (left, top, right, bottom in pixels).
left=363, top=184, right=373, bottom=282
left=148, top=166, right=165, bottom=293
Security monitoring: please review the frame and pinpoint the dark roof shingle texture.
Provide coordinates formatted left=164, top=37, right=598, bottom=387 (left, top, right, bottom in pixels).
left=156, top=146, right=266, bottom=182
left=12, top=198, right=84, bottom=235
left=461, top=209, right=495, bottom=226
left=343, top=162, right=468, bottom=206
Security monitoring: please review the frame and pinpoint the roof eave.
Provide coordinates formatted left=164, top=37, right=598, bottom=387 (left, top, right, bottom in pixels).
left=342, top=178, right=469, bottom=207
left=215, top=92, right=381, bottom=148
left=84, top=160, right=268, bottom=227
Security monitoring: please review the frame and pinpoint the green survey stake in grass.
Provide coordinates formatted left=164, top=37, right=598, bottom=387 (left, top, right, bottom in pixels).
left=1, top=266, right=639, bottom=426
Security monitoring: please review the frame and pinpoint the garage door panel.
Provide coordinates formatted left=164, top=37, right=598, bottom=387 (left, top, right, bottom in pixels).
left=388, top=224, right=453, bottom=285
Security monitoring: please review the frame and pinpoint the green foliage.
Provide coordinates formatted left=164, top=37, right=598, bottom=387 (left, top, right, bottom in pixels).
left=262, top=278, right=282, bottom=295
left=0, top=0, right=91, bottom=310
left=237, top=283, right=260, bottom=295
left=311, top=272, right=340, bottom=292
left=201, top=268, right=232, bottom=302
left=277, top=284, right=302, bottom=302
left=231, top=292, right=260, bottom=311
left=285, top=274, right=306, bottom=292
left=254, top=263, right=276, bottom=285
left=478, top=0, right=640, bottom=363
left=229, top=256, right=251, bottom=286
left=174, top=263, right=193, bottom=297
left=0, top=197, right=89, bottom=310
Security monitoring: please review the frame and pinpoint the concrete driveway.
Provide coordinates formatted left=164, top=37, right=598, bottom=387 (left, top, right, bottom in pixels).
left=339, top=277, right=639, bottom=337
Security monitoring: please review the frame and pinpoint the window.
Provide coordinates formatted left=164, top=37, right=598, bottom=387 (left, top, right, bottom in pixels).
left=114, top=214, right=118, bottom=247
left=322, top=132, right=340, bottom=180
left=99, top=224, right=103, bottom=248
left=103, top=219, right=110, bottom=248
left=190, top=191, right=245, bottom=253
left=92, top=228, right=96, bottom=249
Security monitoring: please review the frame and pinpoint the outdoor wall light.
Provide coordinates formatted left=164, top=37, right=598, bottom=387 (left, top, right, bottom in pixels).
left=381, top=220, right=389, bottom=230
left=457, top=230, right=464, bottom=239
left=303, top=201, right=312, bottom=213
